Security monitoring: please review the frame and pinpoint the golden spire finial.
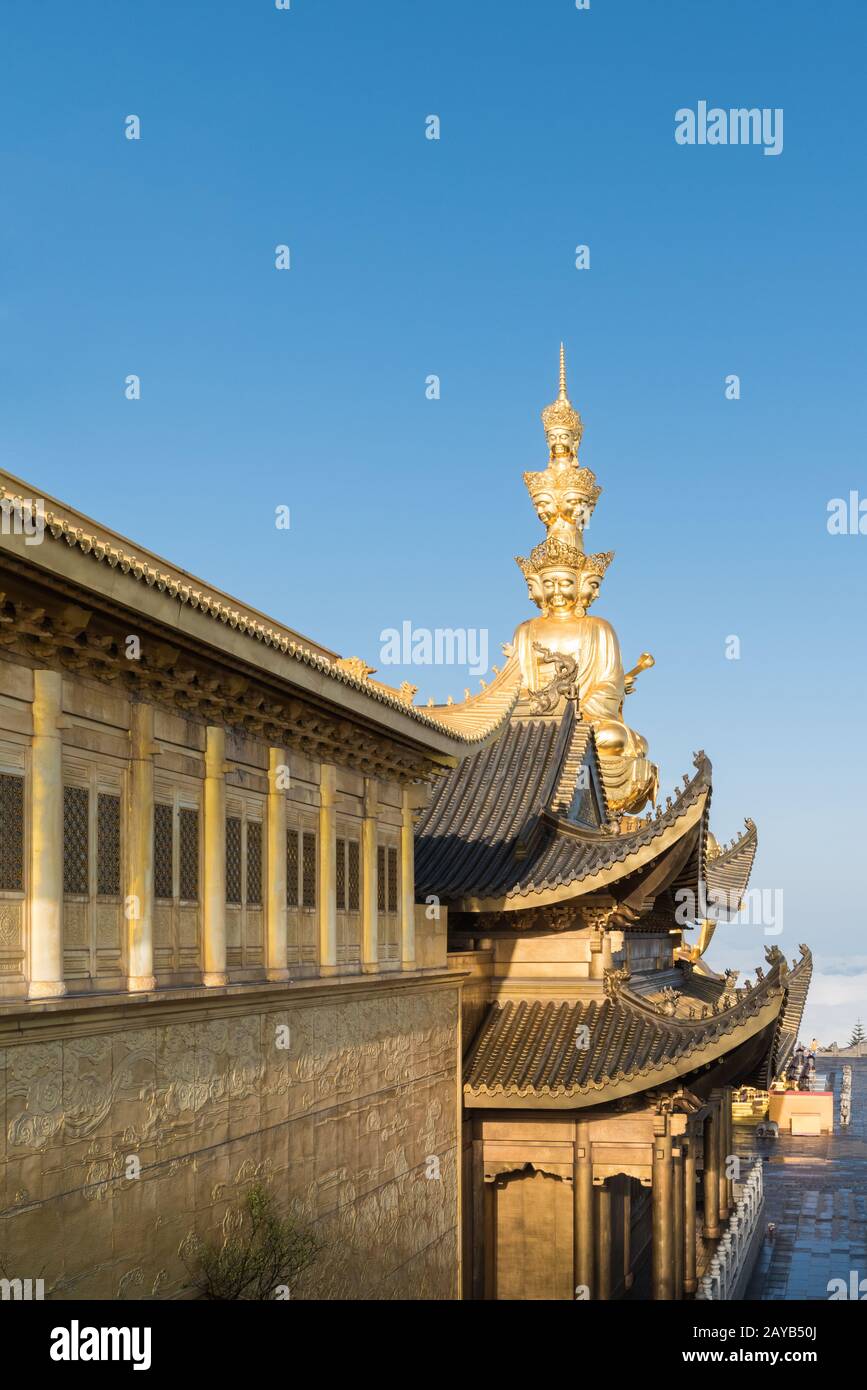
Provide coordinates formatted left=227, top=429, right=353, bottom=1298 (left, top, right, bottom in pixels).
left=541, top=342, right=582, bottom=452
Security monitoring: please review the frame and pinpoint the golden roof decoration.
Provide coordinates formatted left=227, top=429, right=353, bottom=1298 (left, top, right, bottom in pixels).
left=335, top=656, right=376, bottom=680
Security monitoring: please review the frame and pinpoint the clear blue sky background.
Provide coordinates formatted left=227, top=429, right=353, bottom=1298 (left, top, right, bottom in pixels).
left=2, top=0, right=865, bottom=1042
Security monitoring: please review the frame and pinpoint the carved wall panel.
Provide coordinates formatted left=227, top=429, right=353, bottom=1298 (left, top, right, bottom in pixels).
left=0, top=902, right=22, bottom=948
left=96, top=904, right=120, bottom=950
left=226, top=907, right=242, bottom=953
left=178, top=907, right=199, bottom=953
left=153, top=903, right=172, bottom=949
left=63, top=903, right=87, bottom=948
left=245, top=910, right=262, bottom=951
left=0, top=983, right=460, bottom=1301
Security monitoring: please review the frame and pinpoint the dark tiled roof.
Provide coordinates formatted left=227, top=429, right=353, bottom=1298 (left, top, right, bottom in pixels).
left=414, top=710, right=576, bottom=900
left=464, top=974, right=784, bottom=1102
left=706, top=819, right=758, bottom=914
left=415, top=709, right=710, bottom=905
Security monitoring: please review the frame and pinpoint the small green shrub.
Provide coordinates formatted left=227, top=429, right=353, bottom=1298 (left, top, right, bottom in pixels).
left=184, top=1182, right=321, bottom=1300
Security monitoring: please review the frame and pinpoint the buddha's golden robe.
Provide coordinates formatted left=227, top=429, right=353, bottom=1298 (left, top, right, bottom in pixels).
left=513, top=612, right=657, bottom=813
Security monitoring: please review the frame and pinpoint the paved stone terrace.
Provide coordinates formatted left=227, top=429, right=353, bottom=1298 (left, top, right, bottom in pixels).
left=740, top=1058, right=867, bottom=1300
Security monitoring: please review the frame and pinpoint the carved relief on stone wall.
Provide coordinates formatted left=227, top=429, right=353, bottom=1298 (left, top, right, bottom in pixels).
left=0, top=985, right=460, bottom=1300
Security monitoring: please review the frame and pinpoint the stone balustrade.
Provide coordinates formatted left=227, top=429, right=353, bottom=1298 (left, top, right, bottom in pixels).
left=696, top=1159, right=764, bottom=1300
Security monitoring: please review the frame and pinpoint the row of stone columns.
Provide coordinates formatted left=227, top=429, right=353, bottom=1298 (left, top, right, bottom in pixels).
left=574, top=1110, right=725, bottom=1302
left=651, top=1127, right=706, bottom=1300
left=702, top=1088, right=733, bottom=1240
left=573, top=1126, right=636, bottom=1301
left=27, top=681, right=417, bottom=997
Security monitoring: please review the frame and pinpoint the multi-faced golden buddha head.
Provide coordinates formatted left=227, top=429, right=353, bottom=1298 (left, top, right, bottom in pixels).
left=522, top=462, right=601, bottom=536
left=515, top=541, right=613, bottom=616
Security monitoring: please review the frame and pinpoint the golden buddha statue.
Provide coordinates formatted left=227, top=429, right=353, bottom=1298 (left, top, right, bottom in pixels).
left=508, top=347, right=658, bottom=815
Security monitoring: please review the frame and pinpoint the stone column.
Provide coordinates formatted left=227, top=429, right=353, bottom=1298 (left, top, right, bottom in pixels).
left=717, top=1090, right=730, bottom=1222
left=622, top=1182, right=633, bottom=1292
left=594, top=1181, right=612, bottom=1301
left=684, top=1137, right=698, bottom=1295
left=400, top=784, right=415, bottom=971
left=725, top=1087, right=735, bottom=1211
left=672, top=1145, right=684, bottom=1300
left=702, top=1109, right=721, bottom=1239
left=472, top=1138, right=486, bottom=1301
left=202, top=725, right=227, bottom=987
left=265, top=746, right=289, bottom=981
left=126, top=702, right=155, bottom=992
left=318, top=763, right=337, bottom=975
left=573, top=1125, right=594, bottom=1297
left=361, top=777, right=378, bottom=973
left=29, top=669, right=66, bottom=998
left=652, top=1129, right=674, bottom=1300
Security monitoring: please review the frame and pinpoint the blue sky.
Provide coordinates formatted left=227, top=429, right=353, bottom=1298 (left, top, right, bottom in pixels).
left=2, top=0, right=865, bottom=1041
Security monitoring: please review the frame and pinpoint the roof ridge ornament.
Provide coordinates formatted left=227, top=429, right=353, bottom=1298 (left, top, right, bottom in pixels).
left=524, top=643, right=580, bottom=715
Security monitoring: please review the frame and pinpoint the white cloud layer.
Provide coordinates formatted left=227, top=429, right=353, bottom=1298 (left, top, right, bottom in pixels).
left=702, top=945, right=867, bottom=1049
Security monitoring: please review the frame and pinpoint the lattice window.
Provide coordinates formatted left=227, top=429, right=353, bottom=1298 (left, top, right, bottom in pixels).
left=348, top=840, right=360, bottom=912
left=63, top=786, right=89, bottom=895
left=226, top=816, right=242, bottom=905
left=335, top=837, right=346, bottom=911
left=246, top=821, right=262, bottom=907
left=387, top=846, right=398, bottom=914
left=154, top=803, right=173, bottom=899
left=302, top=830, right=316, bottom=908
left=377, top=845, right=386, bottom=912
left=0, top=772, right=24, bottom=892
left=179, top=808, right=199, bottom=901
left=96, top=792, right=121, bottom=896
left=286, top=828, right=299, bottom=907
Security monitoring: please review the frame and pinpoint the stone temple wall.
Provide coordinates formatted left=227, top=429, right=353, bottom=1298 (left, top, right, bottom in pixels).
left=0, top=977, right=460, bottom=1299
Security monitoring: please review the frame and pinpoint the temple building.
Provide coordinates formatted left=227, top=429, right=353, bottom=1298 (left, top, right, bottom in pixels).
left=415, top=347, right=812, bottom=1300
left=0, top=347, right=810, bottom=1300
left=0, top=471, right=514, bottom=1298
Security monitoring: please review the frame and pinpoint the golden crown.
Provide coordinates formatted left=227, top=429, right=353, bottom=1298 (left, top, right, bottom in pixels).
left=530, top=536, right=583, bottom=571
left=540, top=343, right=583, bottom=444
left=515, top=541, right=614, bottom=577
left=581, top=549, right=614, bottom=578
